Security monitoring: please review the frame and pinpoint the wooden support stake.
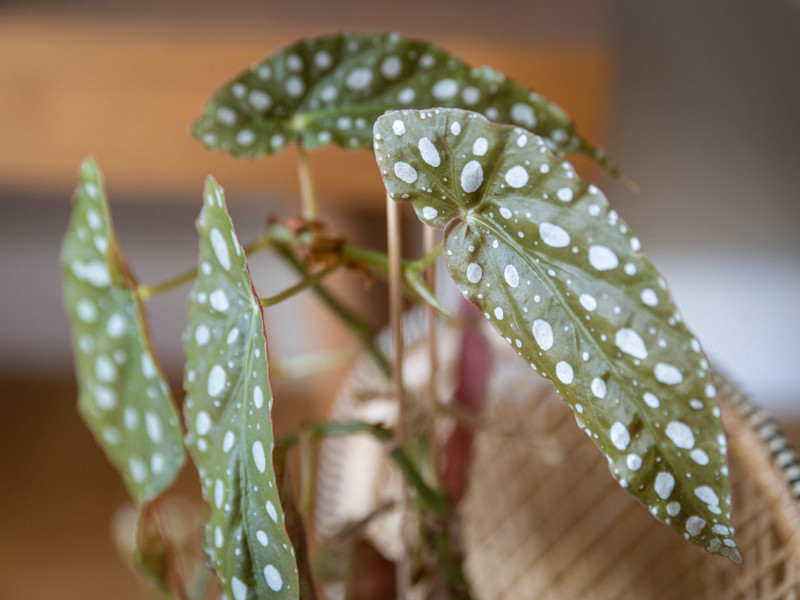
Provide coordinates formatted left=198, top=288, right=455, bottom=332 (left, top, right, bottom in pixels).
left=387, top=193, right=411, bottom=599
left=424, top=225, right=440, bottom=484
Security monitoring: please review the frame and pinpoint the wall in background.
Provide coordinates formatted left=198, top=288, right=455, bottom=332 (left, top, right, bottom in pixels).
left=1, top=0, right=798, bottom=412
left=610, top=0, right=800, bottom=412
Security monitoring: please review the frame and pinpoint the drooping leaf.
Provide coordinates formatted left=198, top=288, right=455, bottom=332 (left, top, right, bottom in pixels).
left=134, top=500, right=186, bottom=597
left=191, top=32, right=613, bottom=171
left=60, top=158, right=185, bottom=504
left=273, top=447, right=317, bottom=600
left=183, top=177, right=299, bottom=599
left=373, top=109, right=740, bottom=562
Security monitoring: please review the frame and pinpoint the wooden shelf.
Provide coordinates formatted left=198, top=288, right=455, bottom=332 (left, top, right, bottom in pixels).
left=0, top=14, right=613, bottom=207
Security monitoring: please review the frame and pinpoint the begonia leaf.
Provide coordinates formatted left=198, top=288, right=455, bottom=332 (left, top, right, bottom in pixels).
left=61, top=158, right=185, bottom=504
left=191, top=32, right=612, bottom=172
left=373, top=109, right=739, bottom=562
left=183, top=177, right=299, bottom=599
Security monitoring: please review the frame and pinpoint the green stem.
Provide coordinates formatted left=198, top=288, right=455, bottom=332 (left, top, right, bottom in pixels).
left=137, top=235, right=272, bottom=300
left=259, top=264, right=339, bottom=307
left=408, top=243, right=443, bottom=272
left=272, top=243, right=393, bottom=377
left=298, top=432, right=314, bottom=519
left=137, top=266, right=198, bottom=301
left=297, top=147, right=318, bottom=221
left=278, top=419, right=390, bottom=447
left=342, top=243, right=447, bottom=315
left=388, top=446, right=447, bottom=518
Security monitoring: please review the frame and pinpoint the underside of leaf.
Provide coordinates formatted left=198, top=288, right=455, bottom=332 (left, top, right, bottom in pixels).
left=191, top=32, right=612, bottom=171
left=60, top=158, right=185, bottom=504
left=373, top=109, right=739, bottom=562
left=183, top=177, right=299, bottom=599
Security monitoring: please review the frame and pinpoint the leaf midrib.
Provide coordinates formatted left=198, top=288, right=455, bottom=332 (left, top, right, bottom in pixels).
left=466, top=212, right=693, bottom=483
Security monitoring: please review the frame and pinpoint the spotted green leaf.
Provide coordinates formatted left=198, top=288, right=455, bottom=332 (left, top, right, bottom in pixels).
left=183, top=177, right=299, bottom=599
left=60, top=158, right=186, bottom=504
left=373, top=109, right=740, bottom=562
left=191, top=32, right=613, bottom=171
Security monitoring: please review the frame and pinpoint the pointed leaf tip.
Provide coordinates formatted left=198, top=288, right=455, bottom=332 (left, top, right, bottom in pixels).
left=61, top=159, right=185, bottom=504
left=373, top=108, right=738, bottom=561
left=184, top=178, right=300, bottom=599
left=191, top=32, right=612, bottom=171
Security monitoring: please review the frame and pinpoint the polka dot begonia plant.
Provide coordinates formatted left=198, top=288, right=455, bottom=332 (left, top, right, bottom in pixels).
left=373, top=108, right=740, bottom=563
left=60, top=158, right=185, bottom=505
left=191, top=32, right=618, bottom=175
left=61, top=31, right=744, bottom=600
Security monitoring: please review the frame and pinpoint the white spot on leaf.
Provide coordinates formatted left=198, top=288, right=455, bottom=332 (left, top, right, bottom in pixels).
left=466, top=263, right=482, bottom=283
left=505, top=166, right=529, bottom=188
left=252, top=441, right=266, bottom=473
left=610, top=422, right=631, bottom=450
left=263, top=565, right=283, bottom=591
left=655, top=472, right=675, bottom=499
left=665, top=421, right=695, bottom=449
left=655, top=362, right=683, bottom=385
left=394, top=162, right=417, bottom=183
left=432, top=79, right=458, bottom=100
left=381, top=56, right=402, bottom=79
left=460, top=160, right=484, bottom=193
left=418, top=137, right=441, bottom=167
left=232, top=577, right=248, bottom=600
left=207, top=365, right=226, bottom=397
left=504, top=264, right=519, bottom=288
left=196, top=410, right=212, bottom=435
left=615, top=328, right=649, bottom=360
left=510, top=103, right=537, bottom=128
left=591, top=378, right=607, bottom=399
left=532, top=320, right=554, bottom=351
left=209, top=290, right=229, bottom=312
left=588, top=245, right=619, bottom=271
left=686, top=516, right=706, bottom=536
left=472, top=138, right=488, bottom=156
left=579, top=294, right=597, bottom=311
left=556, top=361, right=574, bottom=384
left=539, top=223, right=571, bottom=248
left=210, top=228, right=231, bottom=270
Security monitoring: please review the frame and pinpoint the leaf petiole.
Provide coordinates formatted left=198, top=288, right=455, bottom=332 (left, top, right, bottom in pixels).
left=342, top=242, right=448, bottom=315
left=259, top=263, right=340, bottom=307
left=137, top=234, right=273, bottom=300
left=296, top=146, right=319, bottom=222
left=272, top=242, right=393, bottom=377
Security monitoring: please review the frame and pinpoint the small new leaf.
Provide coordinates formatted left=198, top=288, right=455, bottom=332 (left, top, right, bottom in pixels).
left=60, top=158, right=185, bottom=504
left=192, top=32, right=611, bottom=170
left=184, top=178, right=299, bottom=599
left=373, top=109, right=740, bottom=562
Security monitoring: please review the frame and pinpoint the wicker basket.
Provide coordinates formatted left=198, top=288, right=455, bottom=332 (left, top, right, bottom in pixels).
left=315, top=312, right=800, bottom=599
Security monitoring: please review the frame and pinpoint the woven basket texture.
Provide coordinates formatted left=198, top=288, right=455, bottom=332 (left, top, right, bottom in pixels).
left=315, top=314, right=800, bottom=599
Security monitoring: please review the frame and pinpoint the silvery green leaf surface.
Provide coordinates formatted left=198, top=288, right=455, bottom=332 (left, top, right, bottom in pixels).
left=183, top=177, right=299, bottom=599
left=373, top=109, right=739, bottom=562
left=191, top=32, right=613, bottom=171
left=60, top=158, right=185, bottom=504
